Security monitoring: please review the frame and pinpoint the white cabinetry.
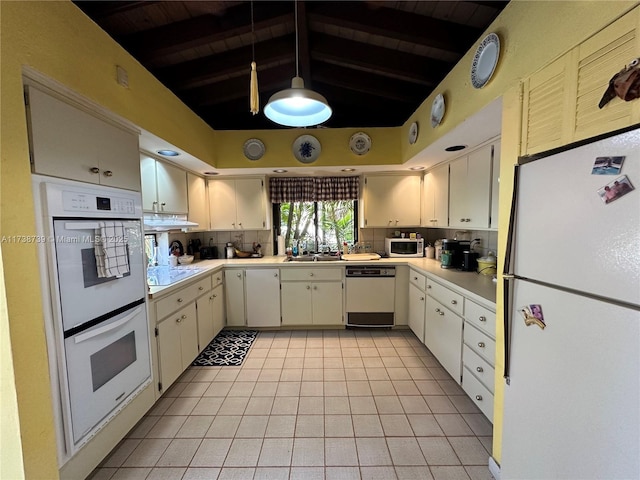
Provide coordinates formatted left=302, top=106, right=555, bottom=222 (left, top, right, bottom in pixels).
left=422, top=164, right=449, bottom=227
left=408, top=269, right=427, bottom=342
left=196, top=274, right=224, bottom=349
left=140, top=156, right=188, bottom=214
left=490, top=142, right=500, bottom=230
left=363, top=175, right=421, bottom=227
left=26, top=85, right=141, bottom=191
left=281, top=268, right=343, bottom=326
left=246, top=269, right=281, bottom=327
left=224, top=269, right=246, bottom=326
left=208, top=177, right=267, bottom=230
left=187, top=172, right=209, bottom=230
left=449, top=144, right=492, bottom=229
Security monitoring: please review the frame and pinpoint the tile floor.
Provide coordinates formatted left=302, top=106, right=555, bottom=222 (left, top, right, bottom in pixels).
left=90, top=329, right=495, bottom=480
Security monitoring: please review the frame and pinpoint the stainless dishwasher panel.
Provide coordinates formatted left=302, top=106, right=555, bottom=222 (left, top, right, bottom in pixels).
left=345, top=266, right=395, bottom=327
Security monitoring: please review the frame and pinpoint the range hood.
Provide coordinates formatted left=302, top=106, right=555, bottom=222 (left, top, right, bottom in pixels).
left=143, top=215, right=199, bottom=232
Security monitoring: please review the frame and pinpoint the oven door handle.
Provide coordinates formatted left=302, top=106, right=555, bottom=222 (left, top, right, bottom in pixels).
left=74, top=306, right=143, bottom=344
left=65, top=221, right=140, bottom=231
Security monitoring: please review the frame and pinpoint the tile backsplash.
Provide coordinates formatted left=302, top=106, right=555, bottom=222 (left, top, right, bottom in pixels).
left=168, top=230, right=274, bottom=259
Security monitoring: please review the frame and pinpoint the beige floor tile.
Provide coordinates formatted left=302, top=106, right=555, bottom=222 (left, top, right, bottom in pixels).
left=407, top=367, right=434, bottom=380
left=245, top=352, right=268, bottom=363
left=324, top=348, right=343, bottom=358
left=175, top=416, right=214, bottom=438
left=295, top=415, right=325, bottom=437
left=145, top=467, right=187, bottom=480
left=325, top=466, right=361, bottom=480
left=347, top=380, right=372, bottom=396
left=325, top=437, right=358, bottom=466
left=205, top=415, right=241, bottom=438
left=276, top=381, right=301, bottom=396
left=450, top=395, right=481, bottom=414
left=394, top=466, right=435, bottom=480
left=292, top=437, right=324, bottom=466
left=146, top=397, right=175, bottom=416
left=430, top=466, right=471, bottom=480
left=324, top=357, right=344, bottom=369
left=362, top=357, right=384, bottom=368
left=127, top=416, right=160, bottom=439
left=414, top=380, right=445, bottom=396
left=424, top=396, right=457, bottom=414
left=374, top=396, right=404, bottom=414
left=349, top=396, right=377, bottom=415
left=437, top=379, right=465, bottom=396
left=369, top=381, right=395, bottom=396
left=258, top=438, right=293, bottom=466
left=398, top=349, right=422, bottom=360
left=356, top=338, right=376, bottom=348
left=352, top=415, right=384, bottom=437
left=251, top=382, right=278, bottom=397
left=236, top=415, right=269, bottom=438
left=224, top=438, right=263, bottom=466
left=203, top=381, right=232, bottom=397
left=304, top=357, right=324, bottom=368
left=392, top=381, right=420, bottom=396
left=399, top=396, right=431, bottom=414
left=110, top=467, right=152, bottom=479
left=366, top=368, right=390, bottom=381
left=324, top=381, right=348, bottom=396
left=265, top=415, right=296, bottom=437
left=88, top=466, right=116, bottom=478
left=344, top=368, right=368, bottom=380
left=406, top=414, right=445, bottom=437
left=217, top=396, right=249, bottom=415
left=325, top=415, right=354, bottom=437
left=270, top=396, right=299, bottom=415
left=236, top=369, right=261, bottom=382
left=228, top=381, right=256, bottom=396
left=325, top=396, right=351, bottom=414
left=245, top=396, right=275, bottom=415
left=286, top=349, right=305, bottom=358
left=164, top=397, right=199, bottom=416
left=163, top=382, right=188, bottom=398
left=268, top=348, right=288, bottom=358
left=254, top=467, right=290, bottom=480
left=417, top=437, right=461, bottom=466
left=387, top=437, right=427, bottom=466
left=342, top=347, right=361, bottom=357
left=324, top=369, right=347, bottom=381
left=122, top=438, right=171, bottom=467
left=191, top=397, right=224, bottom=416
left=290, top=466, right=325, bottom=480
left=258, top=369, right=283, bottom=381
left=380, top=414, right=414, bottom=436
left=359, top=348, right=380, bottom=358
left=464, top=465, right=495, bottom=480
left=101, top=439, right=141, bottom=467
left=387, top=367, right=412, bottom=380
left=448, top=437, right=490, bottom=465
left=280, top=368, right=303, bottom=381
left=156, top=438, right=201, bottom=466
left=300, top=381, right=324, bottom=397
left=342, top=357, right=364, bottom=368
left=434, top=414, right=474, bottom=436
left=214, top=369, right=241, bottom=382
left=181, top=467, right=222, bottom=480
left=382, top=357, right=404, bottom=368
left=478, top=436, right=492, bottom=453
left=262, top=358, right=285, bottom=369
left=179, top=382, right=210, bottom=397
left=356, top=437, right=392, bottom=465
left=304, top=348, right=324, bottom=358
left=298, top=396, right=324, bottom=414
left=218, top=467, right=256, bottom=479
left=302, top=368, right=324, bottom=381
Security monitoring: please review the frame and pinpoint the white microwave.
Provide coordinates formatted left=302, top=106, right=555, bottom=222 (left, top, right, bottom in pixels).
left=385, top=237, right=424, bottom=257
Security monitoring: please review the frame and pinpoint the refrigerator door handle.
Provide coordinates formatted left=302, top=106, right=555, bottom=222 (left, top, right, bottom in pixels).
left=503, top=164, right=520, bottom=276
left=503, top=276, right=513, bottom=384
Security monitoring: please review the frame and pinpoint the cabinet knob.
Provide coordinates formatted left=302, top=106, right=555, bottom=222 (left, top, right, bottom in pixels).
left=177, top=298, right=183, bottom=303
left=216, top=277, right=221, bottom=282
left=232, top=223, right=236, bottom=227
left=413, top=276, right=418, bottom=281
left=239, top=223, right=243, bottom=227
left=313, top=286, right=318, bottom=290
left=90, top=167, right=100, bottom=174
left=237, top=273, right=242, bottom=278
left=213, top=294, right=217, bottom=298
left=274, top=273, right=278, bottom=277
left=209, top=295, right=215, bottom=300
left=477, top=342, right=485, bottom=348
left=395, top=220, right=399, bottom=225
left=479, top=316, right=486, bottom=322
left=199, top=286, right=204, bottom=291
left=309, top=273, right=314, bottom=277
left=427, top=285, right=432, bottom=289
left=451, top=300, right=457, bottom=305
left=306, top=285, right=311, bottom=290
left=476, top=366, right=484, bottom=373
left=420, top=296, right=424, bottom=301
left=476, top=395, right=483, bottom=401
left=435, top=308, right=444, bottom=315
left=460, top=218, right=465, bottom=222
left=103, top=170, right=113, bottom=177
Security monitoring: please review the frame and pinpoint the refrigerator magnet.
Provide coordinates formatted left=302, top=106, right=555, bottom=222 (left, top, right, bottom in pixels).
left=519, top=304, right=546, bottom=329
left=597, top=174, right=635, bottom=204
left=591, top=156, right=624, bottom=175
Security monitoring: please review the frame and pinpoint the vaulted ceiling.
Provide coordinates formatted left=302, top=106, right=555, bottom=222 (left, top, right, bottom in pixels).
left=74, top=1, right=508, bottom=131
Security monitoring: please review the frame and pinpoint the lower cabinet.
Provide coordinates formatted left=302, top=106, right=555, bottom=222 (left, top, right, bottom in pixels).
left=246, top=269, right=281, bottom=327
left=196, top=282, right=225, bottom=349
left=224, top=269, right=246, bottom=326
left=425, top=296, right=463, bottom=382
left=281, top=268, right=343, bottom=326
left=408, top=283, right=426, bottom=343
left=157, top=303, right=198, bottom=391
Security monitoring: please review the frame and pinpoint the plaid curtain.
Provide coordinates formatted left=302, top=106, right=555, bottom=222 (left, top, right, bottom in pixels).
left=270, top=176, right=359, bottom=203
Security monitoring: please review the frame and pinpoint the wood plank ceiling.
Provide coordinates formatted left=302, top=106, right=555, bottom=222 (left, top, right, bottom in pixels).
left=73, top=1, right=508, bottom=130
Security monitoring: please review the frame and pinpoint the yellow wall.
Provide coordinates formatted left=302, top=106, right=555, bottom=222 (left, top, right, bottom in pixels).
left=1, top=1, right=638, bottom=477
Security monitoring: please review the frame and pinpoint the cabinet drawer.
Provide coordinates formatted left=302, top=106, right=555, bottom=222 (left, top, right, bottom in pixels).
left=465, top=300, right=496, bottom=338
left=211, top=270, right=224, bottom=288
left=463, top=322, right=496, bottom=365
left=463, top=344, right=495, bottom=393
left=156, top=276, right=212, bottom=320
left=462, top=366, right=494, bottom=422
left=426, top=279, right=464, bottom=316
left=280, top=267, right=343, bottom=282
left=409, top=269, right=427, bottom=291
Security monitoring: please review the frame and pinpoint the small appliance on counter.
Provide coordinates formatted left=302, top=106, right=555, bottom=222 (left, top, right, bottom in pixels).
left=199, top=246, right=218, bottom=259
left=226, top=242, right=235, bottom=259
left=385, top=237, right=424, bottom=257
left=460, top=250, right=478, bottom=271
left=440, top=239, right=459, bottom=269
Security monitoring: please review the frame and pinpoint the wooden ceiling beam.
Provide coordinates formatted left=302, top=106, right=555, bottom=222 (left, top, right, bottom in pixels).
left=73, top=1, right=156, bottom=18
left=308, top=2, right=480, bottom=54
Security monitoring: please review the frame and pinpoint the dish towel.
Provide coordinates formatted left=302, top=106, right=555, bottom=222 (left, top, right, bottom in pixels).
left=95, top=221, right=130, bottom=278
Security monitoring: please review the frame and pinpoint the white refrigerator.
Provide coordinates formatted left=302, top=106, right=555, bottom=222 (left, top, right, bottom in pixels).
left=501, top=126, right=640, bottom=479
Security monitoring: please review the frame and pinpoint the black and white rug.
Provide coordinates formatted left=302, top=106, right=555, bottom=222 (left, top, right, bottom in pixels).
left=192, top=329, right=258, bottom=367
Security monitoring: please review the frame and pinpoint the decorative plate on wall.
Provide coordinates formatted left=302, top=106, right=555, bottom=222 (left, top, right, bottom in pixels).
left=471, top=33, right=500, bottom=89
left=431, top=94, right=445, bottom=128
left=243, top=138, right=265, bottom=160
left=349, top=132, right=372, bottom=155
left=292, top=134, right=321, bottom=163
left=408, top=122, right=419, bottom=144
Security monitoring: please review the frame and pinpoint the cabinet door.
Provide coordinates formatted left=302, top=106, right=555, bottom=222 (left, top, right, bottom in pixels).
left=211, top=284, right=225, bottom=338
left=392, top=175, right=422, bottom=226
left=179, top=304, right=199, bottom=369
left=465, top=144, right=492, bottom=229
left=140, top=155, right=158, bottom=212
left=95, top=120, right=141, bottom=191
left=246, top=269, right=280, bottom=327
left=408, top=283, right=426, bottom=343
left=155, top=161, right=188, bottom=214
left=363, top=176, right=393, bottom=227
left=157, top=310, right=183, bottom=391
left=423, top=164, right=449, bottom=227
left=188, top=172, right=209, bottom=230
left=224, top=269, right=245, bottom=326
left=448, top=156, right=468, bottom=228
left=208, top=178, right=238, bottom=230
left=312, top=282, right=343, bottom=325
left=490, top=143, right=500, bottom=230
left=364, top=175, right=421, bottom=227
left=425, top=296, right=463, bottom=383
left=196, top=292, right=215, bottom=351
left=235, top=178, right=266, bottom=229
left=281, top=283, right=312, bottom=325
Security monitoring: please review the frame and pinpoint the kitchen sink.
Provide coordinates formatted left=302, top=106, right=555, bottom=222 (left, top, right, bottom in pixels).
left=284, top=255, right=342, bottom=262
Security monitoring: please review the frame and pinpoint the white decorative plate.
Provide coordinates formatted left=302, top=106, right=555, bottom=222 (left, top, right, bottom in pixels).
left=431, top=94, right=445, bottom=128
left=471, top=33, right=500, bottom=89
left=349, top=132, right=371, bottom=155
left=408, top=122, right=419, bottom=144
left=243, top=138, right=265, bottom=160
left=292, top=135, right=321, bottom=163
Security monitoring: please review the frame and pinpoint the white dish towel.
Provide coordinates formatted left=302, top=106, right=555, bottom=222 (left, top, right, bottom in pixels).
left=95, top=221, right=130, bottom=278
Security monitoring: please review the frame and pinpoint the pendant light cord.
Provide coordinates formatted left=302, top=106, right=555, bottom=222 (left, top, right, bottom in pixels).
left=251, top=1, right=255, bottom=62
left=294, top=0, right=299, bottom=77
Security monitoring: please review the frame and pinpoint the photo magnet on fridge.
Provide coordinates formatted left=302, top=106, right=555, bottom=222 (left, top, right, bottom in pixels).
left=597, top=174, right=635, bottom=204
left=519, top=304, right=545, bottom=329
left=591, top=156, right=625, bottom=175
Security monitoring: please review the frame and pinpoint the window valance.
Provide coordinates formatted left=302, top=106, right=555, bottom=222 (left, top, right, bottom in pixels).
left=269, top=176, right=359, bottom=203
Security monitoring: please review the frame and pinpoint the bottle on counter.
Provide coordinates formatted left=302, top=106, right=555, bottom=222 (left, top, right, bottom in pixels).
left=342, top=242, right=349, bottom=255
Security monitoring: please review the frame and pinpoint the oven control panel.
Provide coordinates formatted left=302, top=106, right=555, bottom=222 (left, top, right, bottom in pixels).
left=62, top=191, right=135, bottom=214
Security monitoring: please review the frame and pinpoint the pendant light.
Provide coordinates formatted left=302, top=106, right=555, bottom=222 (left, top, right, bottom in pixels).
left=249, top=1, right=259, bottom=115
left=264, top=0, right=332, bottom=127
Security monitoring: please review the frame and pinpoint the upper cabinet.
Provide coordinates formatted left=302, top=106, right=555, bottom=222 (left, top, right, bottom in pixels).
left=422, top=163, right=449, bottom=228
left=140, top=156, right=188, bottom=214
left=490, top=142, right=501, bottom=230
left=521, top=7, right=640, bottom=155
left=187, top=172, right=209, bottom=230
left=362, top=174, right=422, bottom=227
left=208, top=177, right=268, bottom=230
left=26, top=85, right=140, bottom=191
left=449, top=143, right=493, bottom=229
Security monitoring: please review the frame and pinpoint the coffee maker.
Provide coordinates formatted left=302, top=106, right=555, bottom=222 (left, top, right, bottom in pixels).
left=440, top=239, right=459, bottom=269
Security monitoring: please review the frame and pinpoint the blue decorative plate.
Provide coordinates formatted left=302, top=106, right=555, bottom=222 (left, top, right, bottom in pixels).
left=471, top=33, right=500, bottom=89
left=292, top=134, right=321, bottom=163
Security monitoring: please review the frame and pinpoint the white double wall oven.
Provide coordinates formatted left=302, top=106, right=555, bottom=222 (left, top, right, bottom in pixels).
left=33, top=175, right=151, bottom=461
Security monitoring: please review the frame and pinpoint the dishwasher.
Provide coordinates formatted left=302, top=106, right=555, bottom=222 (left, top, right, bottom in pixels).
left=345, top=266, right=395, bottom=327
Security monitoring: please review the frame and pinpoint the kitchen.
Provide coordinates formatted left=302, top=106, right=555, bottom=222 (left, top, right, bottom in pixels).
left=2, top=2, right=640, bottom=480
